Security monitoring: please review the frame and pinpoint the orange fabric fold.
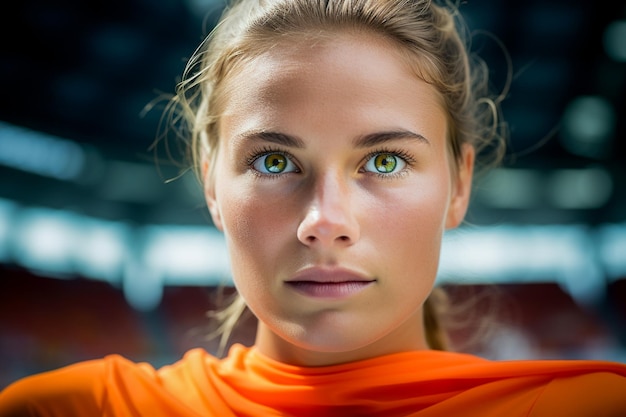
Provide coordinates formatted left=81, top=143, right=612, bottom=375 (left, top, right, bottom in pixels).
left=1, top=344, right=625, bottom=416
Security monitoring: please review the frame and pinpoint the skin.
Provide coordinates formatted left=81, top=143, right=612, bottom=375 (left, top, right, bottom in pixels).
left=205, top=32, right=474, bottom=367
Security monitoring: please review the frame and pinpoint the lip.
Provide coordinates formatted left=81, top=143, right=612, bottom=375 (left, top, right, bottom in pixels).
left=285, top=267, right=376, bottom=299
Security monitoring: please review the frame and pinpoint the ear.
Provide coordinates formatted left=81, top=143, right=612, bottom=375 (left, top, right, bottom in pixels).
left=203, top=158, right=224, bottom=232
left=445, top=144, right=475, bottom=229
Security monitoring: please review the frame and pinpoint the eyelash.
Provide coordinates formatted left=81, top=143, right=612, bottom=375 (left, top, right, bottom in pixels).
left=245, top=146, right=415, bottom=178
left=245, top=146, right=300, bottom=177
left=361, top=147, right=416, bottom=179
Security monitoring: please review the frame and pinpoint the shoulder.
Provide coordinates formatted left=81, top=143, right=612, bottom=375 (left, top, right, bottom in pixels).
left=0, top=349, right=218, bottom=417
left=472, top=356, right=626, bottom=416
left=0, top=358, right=110, bottom=417
left=528, top=368, right=626, bottom=417
left=0, top=348, right=228, bottom=417
left=412, top=351, right=626, bottom=416
left=0, top=355, right=163, bottom=417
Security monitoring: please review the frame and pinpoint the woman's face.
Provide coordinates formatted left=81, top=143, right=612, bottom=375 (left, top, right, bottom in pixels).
left=206, top=33, right=474, bottom=366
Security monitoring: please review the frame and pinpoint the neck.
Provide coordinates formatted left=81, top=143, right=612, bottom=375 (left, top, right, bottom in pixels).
left=254, top=315, right=430, bottom=367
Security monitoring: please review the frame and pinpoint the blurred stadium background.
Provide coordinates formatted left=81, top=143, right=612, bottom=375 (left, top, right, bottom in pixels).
left=0, top=0, right=625, bottom=388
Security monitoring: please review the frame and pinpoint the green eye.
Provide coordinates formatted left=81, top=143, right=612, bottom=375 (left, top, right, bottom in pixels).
left=264, top=153, right=287, bottom=173
left=252, top=152, right=297, bottom=174
left=364, top=153, right=405, bottom=174
left=374, top=154, right=396, bottom=173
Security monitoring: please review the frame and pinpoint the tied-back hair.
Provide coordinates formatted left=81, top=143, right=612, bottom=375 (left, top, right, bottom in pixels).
left=161, top=0, right=508, bottom=355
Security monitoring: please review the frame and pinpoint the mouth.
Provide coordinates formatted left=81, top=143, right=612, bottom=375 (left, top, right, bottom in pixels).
left=285, top=267, right=376, bottom=299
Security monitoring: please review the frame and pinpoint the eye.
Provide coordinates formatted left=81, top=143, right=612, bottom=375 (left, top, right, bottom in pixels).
left=252, top=152, right=298, bottom=174
left=363, top=152, right=406, bottom=174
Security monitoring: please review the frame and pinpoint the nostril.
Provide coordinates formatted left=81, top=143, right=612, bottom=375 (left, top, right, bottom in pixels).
left=338, top=236, right=350, bottom=242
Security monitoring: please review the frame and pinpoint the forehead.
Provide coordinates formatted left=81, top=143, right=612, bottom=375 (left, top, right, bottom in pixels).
left=248, top=33, right=406, bottom=84
left=232, top=32, right=430, bottom=90
left=218, top=31, right=447, bottom=142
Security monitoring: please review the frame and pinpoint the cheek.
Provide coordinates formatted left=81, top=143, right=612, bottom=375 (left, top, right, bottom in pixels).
left=379, top=184, right=450, bottom=289
left=221, top=192, right=272, bottom=252
left=219, top=192, right=273, bottom=297
left=217, top=180, right=297, bottom=268
left=371, top=176, right=450, bottom=240
left=363, top=178, right=451, bottom=286
left=217, top=183, right=304, bottom=317
left=383, top=203, right=444, bottom=268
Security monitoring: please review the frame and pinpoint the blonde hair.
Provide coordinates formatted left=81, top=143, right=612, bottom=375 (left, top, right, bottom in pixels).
left=161, top=0, right=507, bottom=354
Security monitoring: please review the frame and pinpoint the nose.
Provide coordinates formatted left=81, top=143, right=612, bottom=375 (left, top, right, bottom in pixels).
left=297, top=173, right=360, bottom=248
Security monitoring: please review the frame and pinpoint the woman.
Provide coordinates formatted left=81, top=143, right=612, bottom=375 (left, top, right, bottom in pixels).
left=1, top=0, right=625, bottom=415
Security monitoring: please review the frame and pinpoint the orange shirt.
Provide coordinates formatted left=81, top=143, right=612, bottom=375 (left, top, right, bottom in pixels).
left=1, top=344, right=625, bottom=416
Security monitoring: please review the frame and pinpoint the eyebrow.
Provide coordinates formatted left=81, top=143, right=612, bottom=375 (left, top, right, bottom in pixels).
left=234, top=129, right=429, bottom=148
left=353, top=130, right=430, bottom=148
left=234, top=131, right=305, bottom=148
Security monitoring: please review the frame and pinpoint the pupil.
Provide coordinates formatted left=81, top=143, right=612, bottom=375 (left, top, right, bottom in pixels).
left=265, top=155, right=285, bottom=173
left=376, top=154, right=395, bottom=172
